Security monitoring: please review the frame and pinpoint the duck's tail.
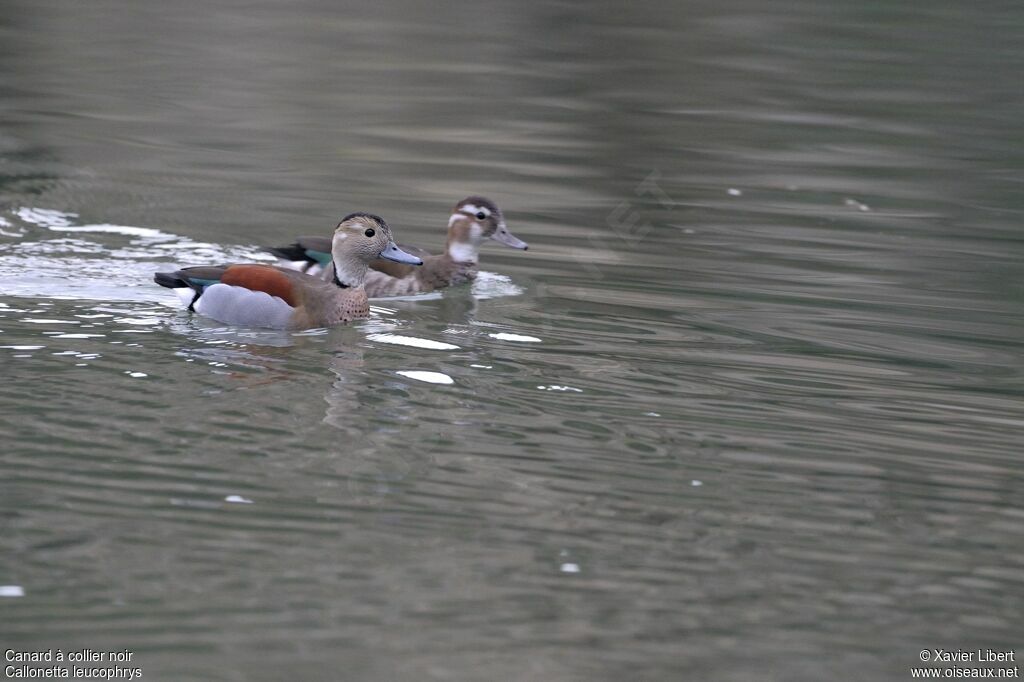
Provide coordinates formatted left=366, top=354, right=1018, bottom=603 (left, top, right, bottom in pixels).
left=263, top=243, right=311, bottom=263
left=154, top=266, right=230, bottom=311
left=154, top=271, right=188, bottom=289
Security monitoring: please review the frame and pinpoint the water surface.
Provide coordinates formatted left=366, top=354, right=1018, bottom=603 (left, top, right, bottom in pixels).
left=1, top=1, right=1023, bottom=680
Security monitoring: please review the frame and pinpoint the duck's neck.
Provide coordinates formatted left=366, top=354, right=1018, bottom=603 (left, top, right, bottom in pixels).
left=330, top=253, right=369, bottom=289
left=446, top=216, right=481, bottom=264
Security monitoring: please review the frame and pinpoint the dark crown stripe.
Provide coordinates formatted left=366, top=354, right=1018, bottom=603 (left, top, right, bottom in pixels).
left=457, top=196, right=500, bottom=216
left=339, top=211, right=387, bottom=228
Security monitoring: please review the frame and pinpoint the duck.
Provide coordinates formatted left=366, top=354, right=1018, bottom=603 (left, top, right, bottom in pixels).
left=265, top=196, right=528, bottom=298
left=154, top=213, right=422, bottom=329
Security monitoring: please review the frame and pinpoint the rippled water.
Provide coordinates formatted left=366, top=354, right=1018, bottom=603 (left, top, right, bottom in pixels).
left=2, top=1, right=1023, bottom=680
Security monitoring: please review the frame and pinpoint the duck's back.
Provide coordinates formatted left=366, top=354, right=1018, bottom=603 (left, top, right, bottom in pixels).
left=364, top=252, right=477, bottom=297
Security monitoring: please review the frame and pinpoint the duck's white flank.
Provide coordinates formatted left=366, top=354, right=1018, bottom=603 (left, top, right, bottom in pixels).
left=195, top=284, right=295, bottom=329
left=172, top=287, right=197, bottom=307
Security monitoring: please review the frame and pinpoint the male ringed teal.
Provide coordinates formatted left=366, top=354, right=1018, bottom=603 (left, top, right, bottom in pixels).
left=266, top=196, right=527, bottom=298
left=154, top=213, right=422, bottom=329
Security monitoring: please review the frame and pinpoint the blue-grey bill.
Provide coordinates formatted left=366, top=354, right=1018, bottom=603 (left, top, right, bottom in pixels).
left=491, top=224, right=528, bottom=250
left=380, top=242, right=424, bottom=265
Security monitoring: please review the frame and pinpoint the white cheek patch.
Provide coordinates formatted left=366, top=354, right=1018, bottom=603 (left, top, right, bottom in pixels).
left=448, top=241, right=479, bottom=263
left=470, top=222, right=483, bottom=239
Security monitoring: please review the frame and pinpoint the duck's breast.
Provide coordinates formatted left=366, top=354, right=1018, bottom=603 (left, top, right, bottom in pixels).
left=332, top=288, right=370, bottom=322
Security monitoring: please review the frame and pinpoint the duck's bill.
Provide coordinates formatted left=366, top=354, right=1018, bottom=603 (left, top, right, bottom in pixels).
left=380, top=241, right=424, bottom=265
left=491, top=224, right=529, bottom=250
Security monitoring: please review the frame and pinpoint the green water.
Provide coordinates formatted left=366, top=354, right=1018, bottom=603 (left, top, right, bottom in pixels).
left=1, top=1, right=1022, bottom=680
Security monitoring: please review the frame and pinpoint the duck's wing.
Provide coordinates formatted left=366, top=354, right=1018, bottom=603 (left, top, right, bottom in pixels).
left=216, top=265, right=305, bottom=306
left=155, top=263, right=307, bottom=308
left=191, top=265, right=303, bottom=329
left=154, top=265, right=230, bottom=290
left=263, top=236, right=333, bottom=267
left=369, top=243, right=434, bottom=279
left=154, top=265, right=235, bottom=310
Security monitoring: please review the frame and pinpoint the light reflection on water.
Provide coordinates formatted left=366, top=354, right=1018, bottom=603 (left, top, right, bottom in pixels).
left=1, top=0, right=1023, bottom=680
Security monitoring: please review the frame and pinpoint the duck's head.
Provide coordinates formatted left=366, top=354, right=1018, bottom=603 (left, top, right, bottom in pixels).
left=446, top=196, right=528, bottom=263
left=331, top=212, right=423, bottom=287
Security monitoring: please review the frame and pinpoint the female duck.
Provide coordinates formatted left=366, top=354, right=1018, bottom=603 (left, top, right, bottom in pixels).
left=154, top=213, right=422, bottom=329
left=266, top=196, right=527, bottom=298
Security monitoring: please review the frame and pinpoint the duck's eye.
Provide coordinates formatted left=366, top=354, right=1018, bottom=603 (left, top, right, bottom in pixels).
left=475, top=212, right=487, bottom=220
left=364, top=228, right=375, bottom=237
